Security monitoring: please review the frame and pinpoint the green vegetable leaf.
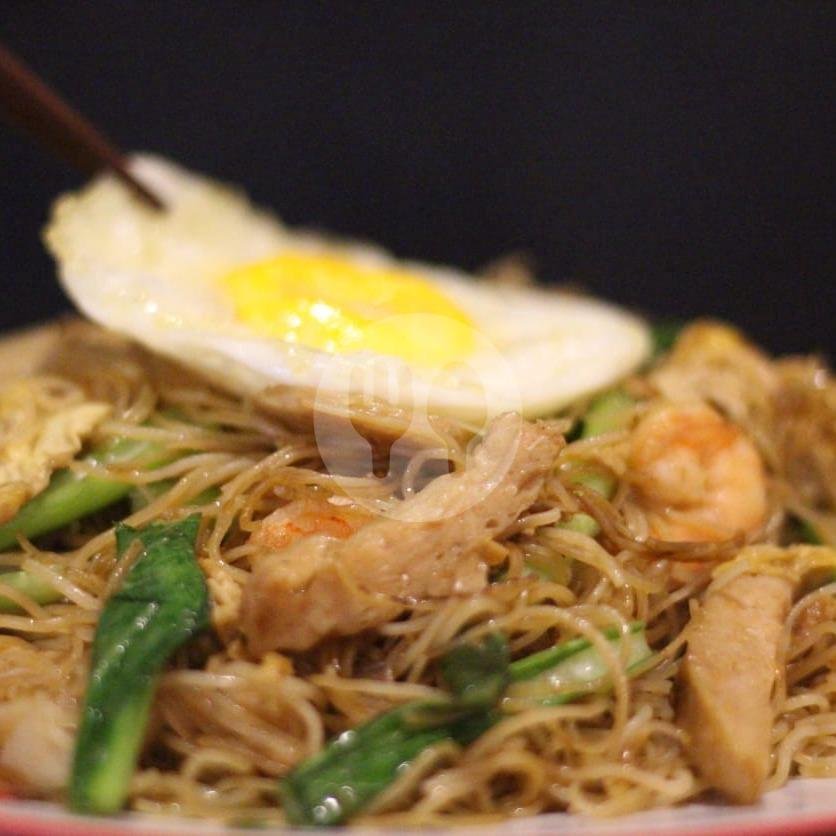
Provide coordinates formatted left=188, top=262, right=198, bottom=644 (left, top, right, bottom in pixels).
left=581, top=389, right=635, bottom=439
left=0, top=569, right=62, bottom=613
left=439, top=633, right=509, bottom=709
left=0, top=435, right=176, bottom=551
left=280, top=625, right=653, bottom=826
left=558, top=512, right=600, bottom=537
left=280, top=702, right=493, bottom=827
left=525, top=461, right=616, bottom=580
left=651, top=319, right=685, bottom=357
left=793, top=517, right=824, bottom=546
left=280, top=635, right=509, bottom=826
left=69, top=514, right=209, bottom=814
left=546, top=395, right=628, bottom=548
left=507, top=622, right=651, bottom=704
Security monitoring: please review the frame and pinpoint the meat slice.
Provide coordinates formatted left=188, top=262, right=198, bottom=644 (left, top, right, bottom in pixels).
left=241, top=413, right=563, bottom=653
left=0, top=695, right=76, bottom=793
left=678, top=572, right=793, bottom=803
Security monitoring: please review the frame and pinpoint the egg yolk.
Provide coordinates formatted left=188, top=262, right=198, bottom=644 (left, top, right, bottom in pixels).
left=221, top=253, right=475, bottom=366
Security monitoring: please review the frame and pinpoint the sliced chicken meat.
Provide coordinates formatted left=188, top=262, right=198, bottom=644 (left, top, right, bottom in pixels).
left=678, top=572, right=793, bottom=803
left=241, top=413, right=563, bottom=653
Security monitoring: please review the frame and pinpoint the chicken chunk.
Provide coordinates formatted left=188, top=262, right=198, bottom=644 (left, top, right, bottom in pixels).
left=678, top=572, right=793, bottom=803
left=242, top=413, right=563, bottom=652
left=0, top=696, right=76, bottom=794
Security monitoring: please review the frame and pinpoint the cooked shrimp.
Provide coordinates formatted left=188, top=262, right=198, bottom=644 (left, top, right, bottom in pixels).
left=628, top=402, right=767, bottom=543
left=251, top=496, right=372, bottom=553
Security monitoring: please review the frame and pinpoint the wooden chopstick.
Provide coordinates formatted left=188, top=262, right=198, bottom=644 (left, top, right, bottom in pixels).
left=0, top=42, right=164, bottom=210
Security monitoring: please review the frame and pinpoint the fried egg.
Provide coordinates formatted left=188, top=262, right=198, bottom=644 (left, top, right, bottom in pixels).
left=45, top=155, right=650, bottom=420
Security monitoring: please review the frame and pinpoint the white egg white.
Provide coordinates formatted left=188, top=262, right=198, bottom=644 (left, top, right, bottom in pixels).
left=45, top=154, right=651, bottom=421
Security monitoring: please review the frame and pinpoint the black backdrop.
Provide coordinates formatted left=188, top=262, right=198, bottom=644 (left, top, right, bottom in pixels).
left=1, top=2, right=833, bottom=355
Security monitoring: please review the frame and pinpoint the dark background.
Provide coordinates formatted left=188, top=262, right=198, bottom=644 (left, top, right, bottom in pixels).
left=1, top=3, right=833, bottom=356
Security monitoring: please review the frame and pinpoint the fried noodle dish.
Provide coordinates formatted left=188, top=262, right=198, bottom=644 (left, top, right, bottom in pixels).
left=0, top=158, right=834, bottom=828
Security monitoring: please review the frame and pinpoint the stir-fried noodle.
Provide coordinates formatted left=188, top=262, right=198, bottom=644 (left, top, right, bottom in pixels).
left=0, top=319, right=834, bottom=826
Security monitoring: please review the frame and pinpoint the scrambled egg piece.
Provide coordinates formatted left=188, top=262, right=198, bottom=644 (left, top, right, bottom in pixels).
left=651, top=321, right=777, bottom=425
left=205, top=566, right=243, bottom=644
left=0, top=377, right=110, bottom=524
